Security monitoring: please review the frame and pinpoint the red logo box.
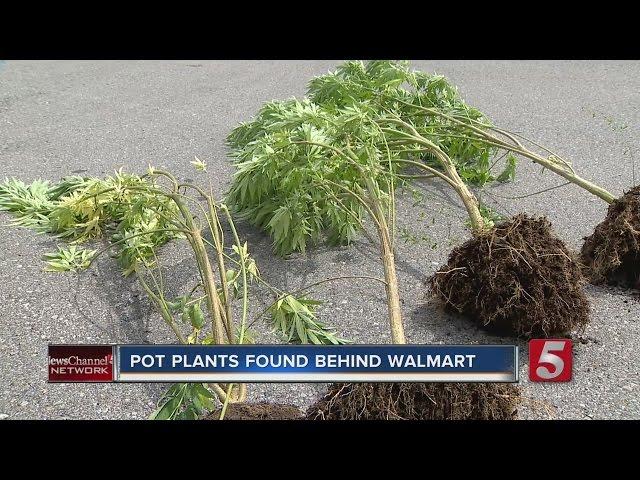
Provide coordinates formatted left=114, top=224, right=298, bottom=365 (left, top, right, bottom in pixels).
left=529, top=339, right=572, bottom=382
left=48, top=345, right=114, bottom=382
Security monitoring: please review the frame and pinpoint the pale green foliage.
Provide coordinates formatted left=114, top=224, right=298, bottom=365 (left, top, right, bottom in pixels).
left=43, top=245, right=96, bottom=272
left=190, top=156, right=208, bottom=172
left=0, top=171, right=183, bottom=275
left=269, top=295, right=349, bottom=345
left=226, top=60, right=517, bottom=256
left=0, top=177, right=83, bottom=231
left=3, top=168, right=347, bottom=419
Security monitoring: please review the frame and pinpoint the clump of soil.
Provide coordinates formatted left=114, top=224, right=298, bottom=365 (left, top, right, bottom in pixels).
left=581, top=185, right=640, bottom=289
left=306, top=383, right=519, bottom=420
left=428, top=214, right=590, bottom=337
left=207, top=402, right=304, bottom=420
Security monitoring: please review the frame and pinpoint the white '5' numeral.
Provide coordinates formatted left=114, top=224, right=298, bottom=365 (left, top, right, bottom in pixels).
left=536, top=341, right=566, bottom=379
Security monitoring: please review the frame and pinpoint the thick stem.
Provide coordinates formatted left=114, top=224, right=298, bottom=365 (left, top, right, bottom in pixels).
left=292, top=141, right=407, bottom=344
left=208, top=205, right=233, bottom=339
left=432, top=149, right=487, bottom=235
left=209, top=383, right=229, bottom=403
left=191, top=229, right=227, bottom=344
left=379, top=231, right=405, bottom=344
left=236, top=383, right=247, bottom=402
left=365, top=178, right=406, bottom=345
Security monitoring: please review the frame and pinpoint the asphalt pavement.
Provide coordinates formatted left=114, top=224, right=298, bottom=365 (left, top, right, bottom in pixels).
left=1, top=60, right=639, bottom=419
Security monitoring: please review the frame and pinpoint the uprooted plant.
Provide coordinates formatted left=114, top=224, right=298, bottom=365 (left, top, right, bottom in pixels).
left=374, top=115, right=591, bottom=337
left=302, top=60, right=640, bottom=293
left=227, top=63, right=522, bottom=419
left=227, top=59, right=590, bottom=338
left=377, top=66, right=639, bottom=292
left=578, top=110, right=639, bottom=291
left=580, top=185, right=640, bottom=290
left=387, top=84, right=640, bottom=293
left=0, top=166, right=352, bottom=419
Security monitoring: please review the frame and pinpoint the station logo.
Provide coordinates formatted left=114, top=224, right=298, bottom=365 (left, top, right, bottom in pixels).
left=529, top=339, right=572, bottom=382
left=48, top=345, right=114, bottom=382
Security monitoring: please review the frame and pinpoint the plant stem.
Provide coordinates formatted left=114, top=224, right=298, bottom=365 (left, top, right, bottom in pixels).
left=221, top=205, right=249, bottom=404
left=388, top=98, right=617, bottom=204
left=364, top=177, right=405, bottom=345
left=137, top=272, right=187, bottom=345
left=381, top=117, right=489, bottom=234
left=207, top=201, right=233, bottom=340
left=513, top=148, right=616, bottom=204
left=218, top=383, right=235, bottom=420
left=379, top=229, right=405, bottom=344
left=168, top=192, right=228, bottom=344
left=298, top=140, right=408, bottom=344
left=191, top=229, right=227, bottom=344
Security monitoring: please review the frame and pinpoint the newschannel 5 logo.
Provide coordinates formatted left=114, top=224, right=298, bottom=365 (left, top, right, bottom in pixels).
left=48, top=345, right=114, bottom=382
left=528, top=339, right=573, bottom=382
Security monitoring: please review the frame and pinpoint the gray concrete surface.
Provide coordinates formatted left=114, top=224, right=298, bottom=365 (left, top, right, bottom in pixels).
left=1, top=60, right=639, bottom=420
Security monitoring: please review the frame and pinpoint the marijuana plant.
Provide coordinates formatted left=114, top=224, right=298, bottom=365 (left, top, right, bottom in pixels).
left=226, top=61, right=518, bottom=256
left=226, top=59, right=608, bottom=340
left=1, top=166, right=350, bottom=419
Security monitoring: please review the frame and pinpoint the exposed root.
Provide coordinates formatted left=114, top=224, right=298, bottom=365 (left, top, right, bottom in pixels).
left=581, top=185, right=640, bottom=290
left=306, top=382, right=520, bottom=420
left=429, top=214, right=590, bottom=337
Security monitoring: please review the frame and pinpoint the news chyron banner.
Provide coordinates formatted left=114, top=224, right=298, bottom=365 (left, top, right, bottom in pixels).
left=48, top=344, right=518, bottom=383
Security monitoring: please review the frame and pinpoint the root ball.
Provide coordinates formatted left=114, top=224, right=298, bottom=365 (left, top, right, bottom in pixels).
left=306, top=382, right=520, bottom=420
left=581, top=185, right=640, bottom=289
left=429, top=214, right=590, bottom=337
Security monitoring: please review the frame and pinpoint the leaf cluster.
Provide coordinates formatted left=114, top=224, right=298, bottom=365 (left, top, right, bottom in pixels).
left=0, top=171, right=182, bottom=275
left=269, top=295, right=349, bottom=345
left=149, top=383, right=215, bottom=420
left=226, top=60, right=516, bottom=255
left=42, top=245, right=96, bottom=272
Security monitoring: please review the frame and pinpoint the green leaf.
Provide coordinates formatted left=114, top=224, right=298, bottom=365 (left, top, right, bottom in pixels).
left=268, top=295, right=348, bottom=345
left=194, top=383, right=215, bottom=399
left=189, top=304, right=205, bottom=329
left=149, top=397, right=180, bottom=420
left=225, top=269, right=237, bottom=282
left=497, top=154, right=517, bottom=183
left=42, top=245, right=95, bottom=272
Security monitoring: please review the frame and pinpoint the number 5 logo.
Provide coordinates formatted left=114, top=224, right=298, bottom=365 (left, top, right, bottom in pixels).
left=529, top=339, right=572, bottom=382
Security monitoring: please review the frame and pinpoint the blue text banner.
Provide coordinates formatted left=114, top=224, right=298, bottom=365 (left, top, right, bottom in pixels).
left=116, top=344, right=518, bottom=383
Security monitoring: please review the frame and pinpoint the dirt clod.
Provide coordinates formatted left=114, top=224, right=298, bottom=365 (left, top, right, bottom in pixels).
left=428, top=214, right=590, bottom=337
left=306, top=382, right=519, bottom=420
left=581, top=185, right=640, bottom=289
left=207, top=402, right=304, bottom=420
